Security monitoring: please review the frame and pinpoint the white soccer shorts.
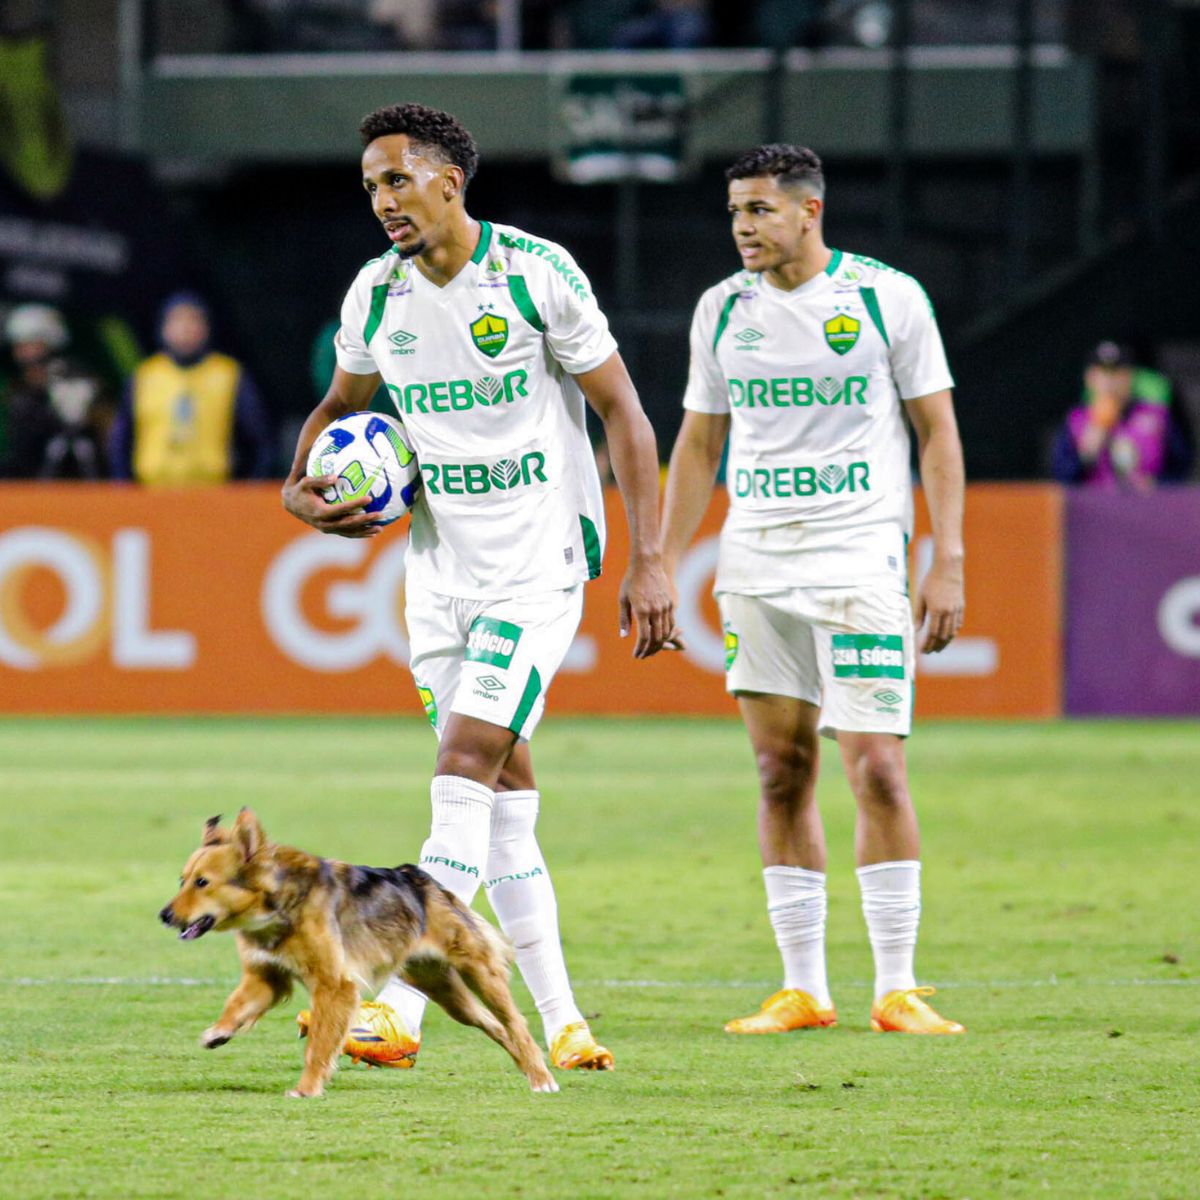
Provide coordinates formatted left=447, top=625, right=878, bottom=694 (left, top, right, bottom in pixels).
left=717, top=586, right=915, bottom=737
left=406, top=583, right=584, bottom=742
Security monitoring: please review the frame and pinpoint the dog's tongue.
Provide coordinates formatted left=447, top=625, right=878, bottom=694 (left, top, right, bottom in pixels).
left=179, top=916, right=214, bottom=941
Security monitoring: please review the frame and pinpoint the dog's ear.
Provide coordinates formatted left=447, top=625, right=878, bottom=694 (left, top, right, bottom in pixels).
left=232, top=807, right=265, bottom=862
left=201, top=815, right=224, bottom=845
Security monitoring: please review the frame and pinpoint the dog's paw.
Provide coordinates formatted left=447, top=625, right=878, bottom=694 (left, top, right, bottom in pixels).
left=286, top=1087, right=324, bottom=1099
left=200, top=1027, right=232, bottom=1049
left=530, top=1076, right=560, bottom=1094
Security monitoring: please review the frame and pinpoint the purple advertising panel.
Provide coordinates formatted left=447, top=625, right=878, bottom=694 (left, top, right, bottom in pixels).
left=1066, top=489, right=1200, bottom=715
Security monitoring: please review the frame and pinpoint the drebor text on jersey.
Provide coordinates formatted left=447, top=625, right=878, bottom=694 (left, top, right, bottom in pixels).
left=728, top=375, right=869, bottom=408
left=386, top=368, right=529, bottom=415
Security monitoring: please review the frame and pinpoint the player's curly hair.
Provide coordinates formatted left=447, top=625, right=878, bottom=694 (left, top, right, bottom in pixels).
left=725, top=144, right=824, bottom=196
left=359, top=103, right=480, bottom=187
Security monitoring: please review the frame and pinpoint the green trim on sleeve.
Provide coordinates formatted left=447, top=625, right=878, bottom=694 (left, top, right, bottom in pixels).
left=508, top=274, right=546, bottom=332
left=859, top=286, right=890, bottom=348
left=509, top=666, right=543, bottom=736
left=824, top=248, right=844, bottom=276
left=712, top=292, right=739, bottom=352
left=579, top=515, right=603, bottom=579
left=363, top=283, right=389, bottom=346
left=470, top=220, right=493, bottom=265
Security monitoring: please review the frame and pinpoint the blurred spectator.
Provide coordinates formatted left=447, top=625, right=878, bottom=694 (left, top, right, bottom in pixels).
left=109, top=293, right=274, bottom=485
left=614, top=0, right=713, bottom=49
left=1052, top=340, right=1194, bottom=489
left=0, top=304, right=110, bottom=479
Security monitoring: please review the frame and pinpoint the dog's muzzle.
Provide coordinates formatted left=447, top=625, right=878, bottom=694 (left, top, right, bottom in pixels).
left=159, top=905, right=216, bottom=940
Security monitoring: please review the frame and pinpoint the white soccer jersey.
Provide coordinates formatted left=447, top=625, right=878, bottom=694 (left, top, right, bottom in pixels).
left=335, top=221, right=616, bottom=599
left=683, top=249, right=954, bottom=592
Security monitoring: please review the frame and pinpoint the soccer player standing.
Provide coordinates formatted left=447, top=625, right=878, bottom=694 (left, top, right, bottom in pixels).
left=283, top=104, right=673, bottom=1072
left=662, top=145, right=966, bottom=1035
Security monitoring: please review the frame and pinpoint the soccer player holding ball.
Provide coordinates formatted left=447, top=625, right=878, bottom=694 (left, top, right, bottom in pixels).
left=662, top=145, right=966, bottom=1035
left=282, top=104, right=673, bottom=1071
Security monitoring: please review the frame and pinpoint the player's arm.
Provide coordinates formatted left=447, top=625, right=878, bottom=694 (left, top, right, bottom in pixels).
left=660, top=410, right=731, bottom=651
left=281, top=366, right=384, bottom=539
left=575, top=352, right=674, bottom=659
left=906, top=389, right=965, bottom=653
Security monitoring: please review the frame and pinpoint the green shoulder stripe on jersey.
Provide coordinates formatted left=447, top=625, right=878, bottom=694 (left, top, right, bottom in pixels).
left=470, top=220, right=493, bottom=265
left=360, top=246, right=398, bottom=270
left=859, top=286, right=889, bottom=348
left=508, top=275, right=546, bottom=332
left=579, top=515, right=603, bottom=579
left=509, top=666, right=543, bottom=736
left=712, top=291, right=739, bottom=352
left=363, top=282, right=389, bottom=346
left=496, top=231, right=590, bottom=299
left=824, top=248, right=843, bottom=276
left=850, top=252, right=936, bottom=315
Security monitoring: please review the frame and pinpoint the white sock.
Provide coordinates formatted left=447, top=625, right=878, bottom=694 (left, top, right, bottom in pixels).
left=418, top=775, right=494, bottom=905
left=763, top=866, right=831, bottom=1008
left=484, top=790, right=583, bottom=1046
left=375, top=775, right=494, bottom=1036
left=857, top=859, right=921, bottom=999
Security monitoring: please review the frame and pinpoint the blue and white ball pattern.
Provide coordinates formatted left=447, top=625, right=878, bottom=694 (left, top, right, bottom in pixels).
left=306, top=411, right=421, bottom=525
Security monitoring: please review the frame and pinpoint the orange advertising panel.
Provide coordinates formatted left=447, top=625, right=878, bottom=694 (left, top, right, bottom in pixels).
left=0, top=483, right=1060, bottom=716
left=909, top=483, right=1062, bottom=718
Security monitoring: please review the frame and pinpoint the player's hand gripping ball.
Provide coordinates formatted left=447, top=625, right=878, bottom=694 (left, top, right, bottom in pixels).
left=306, top=411, right=421, bottom=525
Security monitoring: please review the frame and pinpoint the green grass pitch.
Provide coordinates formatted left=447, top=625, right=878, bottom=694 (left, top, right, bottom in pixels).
left=0, top=716, right=1196, bottom=1199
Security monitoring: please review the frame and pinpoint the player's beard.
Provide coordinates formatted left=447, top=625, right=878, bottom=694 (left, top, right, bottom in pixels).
left=396, top=239, right=427, bottom=259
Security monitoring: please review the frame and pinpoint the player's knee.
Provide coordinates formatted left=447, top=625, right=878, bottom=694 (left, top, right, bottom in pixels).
left=852, top=748, right=909, bottom=808
left=755, top=741, right=817, bottom=806
left=436, top=745, right=505, bottom=786
left=436, top=715, right=519, bottom=787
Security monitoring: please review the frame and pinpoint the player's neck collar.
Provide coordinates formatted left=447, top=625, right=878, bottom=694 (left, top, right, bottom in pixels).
left=761, top=246, right=838, bottom=295
left=470, top=220, right=493, bottom=265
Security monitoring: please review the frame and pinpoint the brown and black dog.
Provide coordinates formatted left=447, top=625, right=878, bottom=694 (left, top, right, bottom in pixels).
left=159, top=808, right=557, bottom=1098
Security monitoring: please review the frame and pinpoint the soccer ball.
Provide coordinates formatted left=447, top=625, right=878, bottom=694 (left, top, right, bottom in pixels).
left=306, top=411, right=421, bottom=525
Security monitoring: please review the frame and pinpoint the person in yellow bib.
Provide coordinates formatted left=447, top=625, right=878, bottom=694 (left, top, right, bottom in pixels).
left=109, top=293, right=274, bottom=485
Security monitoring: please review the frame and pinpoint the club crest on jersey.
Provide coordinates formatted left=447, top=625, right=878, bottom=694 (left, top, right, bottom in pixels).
left=470, top=312, right=509, bottom=358
left=824, top=313, right=860, bottom=356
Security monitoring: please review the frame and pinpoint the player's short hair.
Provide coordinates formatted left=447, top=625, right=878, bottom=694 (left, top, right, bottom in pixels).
left=358, top=103, right=480, bottom=187
left=725, top=144, right=825, bottom=197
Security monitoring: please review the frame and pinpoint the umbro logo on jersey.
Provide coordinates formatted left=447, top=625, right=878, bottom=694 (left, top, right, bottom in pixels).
left=475, top=675, right=507, bottom=692
left=388, top=329, right=418, bottom=356
left=734, top=328, right=765, bottom=350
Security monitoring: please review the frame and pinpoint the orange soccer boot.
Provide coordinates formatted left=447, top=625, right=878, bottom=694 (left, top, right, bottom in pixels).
left=870, top=987, right=965, bottom=1035
left=549, top=1021, right=614, bottom=1070
left=296, top=999, right=421, bottom=1067
left=724, top=988, right=838, bottom=1034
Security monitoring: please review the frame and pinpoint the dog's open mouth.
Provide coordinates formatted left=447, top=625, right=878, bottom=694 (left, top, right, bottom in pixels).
left=179, top=915, right=216, bottom=941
